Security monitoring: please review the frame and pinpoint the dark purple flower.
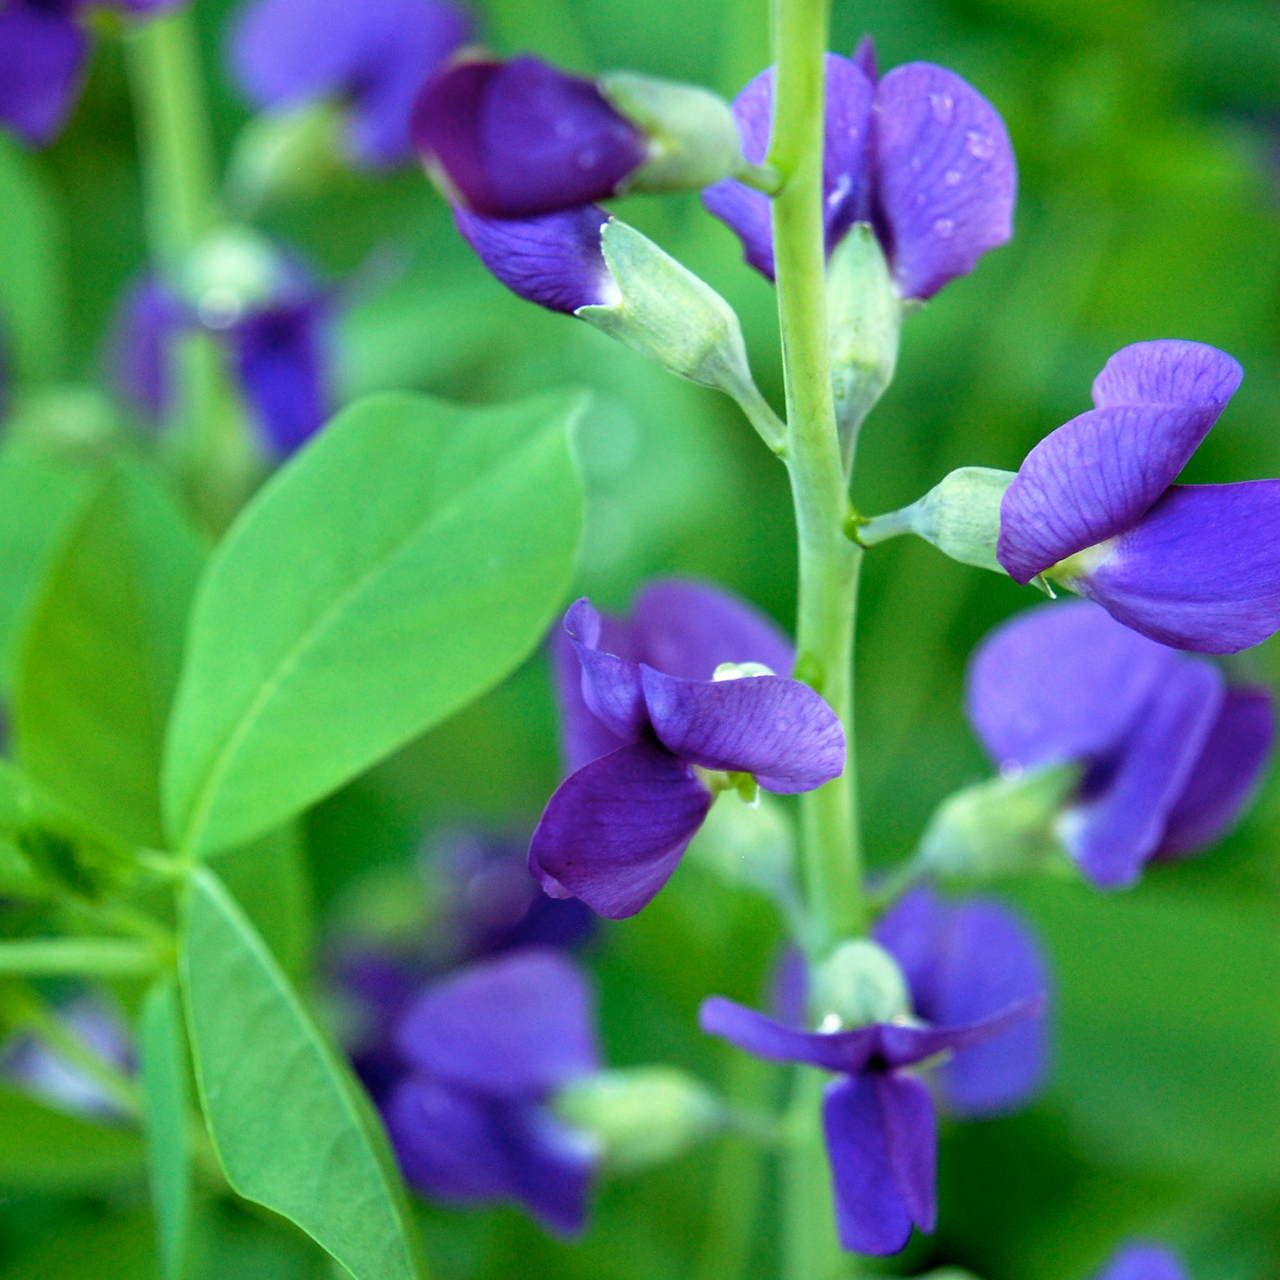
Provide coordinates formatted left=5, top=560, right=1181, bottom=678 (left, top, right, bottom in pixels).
left=700, top=968, right=1043, bottom=1254
left=385, top=948, right=600, bottom=1236
left=532, top=587, right=841, bottom=919
left=0, top=0, right=181, bottom=147
left=703, top=43, right=1015, bottom=298
left=1094, top=1242, right=1189, bottom=1280
left=967, top=600, right=1274, bottom=888
left=998, top=339, right=1280, bottom=654
left=413, top=55, right=649, bottom=218
left=229, top=0, right=471, bottom=167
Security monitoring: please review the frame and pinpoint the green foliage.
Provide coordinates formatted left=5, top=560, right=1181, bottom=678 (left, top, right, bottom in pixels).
left=178, top=867, right=426, bottom=1280
left=162, top=390, right=587, bottom=857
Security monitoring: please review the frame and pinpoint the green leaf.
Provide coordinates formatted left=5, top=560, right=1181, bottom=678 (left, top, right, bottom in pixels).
left=0, top=134, right=65, bottom=382
left=140, top=979, right=193, bottom=1280
left=163, top=389, right=587, bottom=857
left=179, top=867, right=425, bottom=1280
left=14, top=461, right=205, bottom=848
left=0, top=1085, right=144, bottom=1193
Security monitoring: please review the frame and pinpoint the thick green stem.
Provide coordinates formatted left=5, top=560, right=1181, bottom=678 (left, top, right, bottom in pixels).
left=781, top=1069, right=846, bottom=1280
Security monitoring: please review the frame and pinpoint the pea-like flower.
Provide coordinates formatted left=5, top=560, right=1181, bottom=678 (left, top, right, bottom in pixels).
left=701, top=888, right=1047, bottom=1255
left=385, top=948, right=601, bottom=1236
left=968, top=600, right=1274, bottom=888
left=1094, top=1242, right=1189, bottom=1280
left=0, top=0, right=181, bottom=147
left=703, top=41, right=1016, bottom=299
left=532, top=582, right=843, bottom=919
left=997, top=339, right=1280, bottom=654
left=228, top=0, right=472, bottom=168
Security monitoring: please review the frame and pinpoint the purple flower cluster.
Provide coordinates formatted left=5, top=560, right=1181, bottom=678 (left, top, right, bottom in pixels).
left=532, top=580, right=843, bottom=919
left=968, top=600, right=1273, bottom=888
left=703, top=886, right=1048, bottom=1255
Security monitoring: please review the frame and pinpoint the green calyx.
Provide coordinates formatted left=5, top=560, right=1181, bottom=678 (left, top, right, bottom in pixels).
left=810, top=940, right=911, bottom=1029
left=180, top=225, right=286, bottom=328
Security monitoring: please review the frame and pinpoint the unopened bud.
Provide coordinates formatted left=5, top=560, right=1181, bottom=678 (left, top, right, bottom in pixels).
left=553, top=1066, right=722, bottom=1172
left=811, top=940, right=910, bottom=1029
left=6, top=386, right=120, bottom=457
left=685, top=790, right=796, bottom=902
left=225, top=101, right=346, bottom=213
left=181, top=226, right=287, bottom=330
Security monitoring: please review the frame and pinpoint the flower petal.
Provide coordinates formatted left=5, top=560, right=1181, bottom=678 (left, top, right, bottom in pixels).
left=823, top=1073, right=917, bottom=1256
left=631, top=578, right=795, bottom=681
left=0, top=1, right=87, bottom=148
left=699, top=996, right=877, bottom=1073
left=396, top=949, right=600, bottom=1094
left=877, top=1071, right=937, bottom=1234
left=966, top=601, right=1177, bottom=771
left=528, top=738, right=712, bottom=919
left=549, top=621, right=633, bottom=773
left=563, top=598, right=648, bottom=742
left=1155, top=687, right=1274, bottom=859
left=875, top=996, right=1046, bottom=1068
left=1093, top=1242, right=1189, bottom=1280
left=870, top=62, right=1015, bottom=300
left=1072, top=481, right=1280, bottom=654
left=501, top=1103, right=597, bottom=1238
left=454, top=204, right=616, bottom=315
left=1063, top=658, right=1223, bottom=888
left=1090, top=339, right=1242, bottom=412
left=107, top=276, right=187, bottom=422
left=640, top=666, right=844, bottom=792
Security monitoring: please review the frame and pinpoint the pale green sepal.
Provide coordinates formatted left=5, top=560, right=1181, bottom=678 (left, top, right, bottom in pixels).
left=919, top=762, right=1082, bottom=878
left=599, top=72, right=743, bottom=192
left=685, top=790, right=796, bottom=904
left=810, top=940, right=911, bottom=1029
left=553, top=1066, right=722, bottom=1173
left=225, top=101, right=346, bottom=214
left=826, top=225, right=902, bottom=471
left=180, top=225, right=287, bottom=329
left=577, top=220, right=784, bottom=450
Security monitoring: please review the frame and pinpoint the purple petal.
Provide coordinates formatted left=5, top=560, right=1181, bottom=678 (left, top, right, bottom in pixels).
left=1093, top=1243, right=1189, bottom=1280
left=414, top=56, right=647, bottom=218
left=528, top=737, right=712, bottom=919
left=631, top=578, right=795, bottom=682
left=852, top=36, right=878, bottom=83
left=106, top=276, right=188, bottom=422
left=966, top=601, right=1178, bottom=771
left=563, top=598, right=648, bottom=742
left=453, top=204, right=615, bottom=315
left=1065, top=658, right=1223, bottom=888
left=998, top=340, right=1240, bottom=584
left=640, top=666, right=844, bottom=792
left=876, top=887, right=1050, bottom=1116
left=0, top=1, right=87, bottom=147
left=230, top=0, right=470, bottom=166
left=870, top=62, right=1016, bottom=300
left=230, top=296, right=332, bottom=455
left=823, top=1073, right=920, bottom=1256
left=549, top=622, right=632, bottom=773
left=877, top=1071, right=937, bottom=1233
left=395, top=948, right=600, bottom=1094
left=702, top=55, right=873, bottom=281
left=502, top=1102, right=597, bottom=1237
left=1072, top=481, right=1280, bottom=654
left=1155, top=687, right=1274, bottom=858
left=699, top=995, right=878, bottom=1073
left=874, top=996, right=1046, bottom=1068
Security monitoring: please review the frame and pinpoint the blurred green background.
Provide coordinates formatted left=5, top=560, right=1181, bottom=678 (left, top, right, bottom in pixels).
left=2, top=0, right=1280, bottom=1275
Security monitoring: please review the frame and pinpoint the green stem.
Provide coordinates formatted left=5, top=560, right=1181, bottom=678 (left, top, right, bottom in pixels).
left=781, top=1069, right=846, bottom=1280
left=0, top=938, right=162, bottom=978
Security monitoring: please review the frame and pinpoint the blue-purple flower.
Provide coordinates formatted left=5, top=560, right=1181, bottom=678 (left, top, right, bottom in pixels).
left=701, top=888, right=1047, bottom=1255
left=531, top=582, right=843, bottom=919
left=229, top=0, right=472, bottom=168
left=0, top=0, right=181, bottom=147
left=998, top=339, right=1280, bottom=654
left=1094, top=1242, right=1189, bottom=1280
left=968, top=600, right=1274, bottom=888
left=703, top=43, right=1016, bottom=299
left=384, top=948, right=601, bottom=1236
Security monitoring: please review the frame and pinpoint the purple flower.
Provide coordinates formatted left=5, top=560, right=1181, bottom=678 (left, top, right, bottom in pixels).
left=1094, top=1242, right=1189, bottom=1280
left=531, top=585, right=842, bottom=920
left=997, top=339, right=1280, bottom=654
left=384, top=948, right=600, bottom=1236
left=0, top=0, right=181, bottom=147
left=229, top=0, right=472, bottom=168
left=967, top=600, right=1274, bottom=888
left=703, top=43, right=1015, bottom=298
left=700, top=921, right=1045, bottom=1255
left=413, top=55, right=649, bottom=218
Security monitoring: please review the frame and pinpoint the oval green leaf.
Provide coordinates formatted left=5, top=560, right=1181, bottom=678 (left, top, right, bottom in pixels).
left=163, top=389, right=587, bottom=857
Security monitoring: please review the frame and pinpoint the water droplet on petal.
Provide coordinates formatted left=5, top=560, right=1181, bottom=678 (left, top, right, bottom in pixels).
left=944, top=168, right=962, bottom=186
left=929, top=92, right=954, bottom=125
left=933, top=217, right=955, bottom=238
left=965, top=130, right=995, bottom=160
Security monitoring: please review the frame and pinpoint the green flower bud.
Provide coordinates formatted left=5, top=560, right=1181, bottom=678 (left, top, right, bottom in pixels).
left=225, top=101, right=346, bottom=214
left=553, top=1066, right=722, bottom=1173
left=181, top=226, right=287, bottom=329
left=684, top=790, right=796, bottom=903
left=811, top=940, right=911, bottom=1030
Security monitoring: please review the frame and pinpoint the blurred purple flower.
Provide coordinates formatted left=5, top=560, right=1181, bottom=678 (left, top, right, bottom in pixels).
left=531, top=587, right=842, bottom=919
left=413, top=55, right=649, bottom=218
left=1094, top=1242, right=1189, bottom=1280
left=385, top=948, right=600, bottom=1236
left=703, top=41, right=1015, bottom=298
left=0, top=0, right=182, bottom=147
left=968, top=600, right=1274, bottom=888
left=229, top=0, right=472, bottom=167
left=998, top=339, right=1280, bottom=654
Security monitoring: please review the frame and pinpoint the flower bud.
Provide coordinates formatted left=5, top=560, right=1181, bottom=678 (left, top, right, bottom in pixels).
left=180, top=226, right=288, bottom=330
left=684, top=790, right=796, bottom=902
left=553, top=1066, right=722, bottom=1172
left=225, top=101, right=346, bottom=213
left=599, top=72, right=744, bottom=193
left=5, top=386, right=120, bottom=457
left=810, top=939, right=911, bottom=1029
left=918, top=763, right=1081, bottom=878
